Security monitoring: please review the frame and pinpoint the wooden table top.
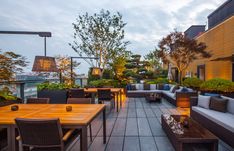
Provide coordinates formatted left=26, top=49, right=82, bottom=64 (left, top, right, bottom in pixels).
left=0, top=104, right=105, bottom=126
left=84, top=88, right=122, bottom=93
left=163, top=115, right=217, bottom=141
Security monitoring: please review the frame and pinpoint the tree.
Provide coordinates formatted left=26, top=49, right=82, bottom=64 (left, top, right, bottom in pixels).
left=144, top=50, right=163, bottom=73
left=111, top=56, right=127, bottom=80
left=157, top=30, right=211, bottom=83
left=54, top=55, right=80, bottom=84
left=0, top=50, right=27, bottom=82
left=69, top=9, right=129, bottom=74
left=124, top=54, right=152, bottom=81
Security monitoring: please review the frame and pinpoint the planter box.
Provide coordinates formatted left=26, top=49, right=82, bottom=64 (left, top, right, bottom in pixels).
left=37, top=90, right=68, bottom=104
left=0, top=99, right=22, bottom=107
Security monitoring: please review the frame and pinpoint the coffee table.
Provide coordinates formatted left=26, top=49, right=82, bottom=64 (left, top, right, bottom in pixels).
left=145, top=92, right=162, bottom=102
left=161, top=115, right=218, bottom=151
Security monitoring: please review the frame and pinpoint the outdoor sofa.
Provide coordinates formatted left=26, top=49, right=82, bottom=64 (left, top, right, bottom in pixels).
left=190, top=95, right=234, bottom=148
left=127, top=84, right=197, bottom=107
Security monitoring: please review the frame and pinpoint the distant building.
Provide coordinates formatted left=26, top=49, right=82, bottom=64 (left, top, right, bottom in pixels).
left=183, top=0, right=234, bottom=81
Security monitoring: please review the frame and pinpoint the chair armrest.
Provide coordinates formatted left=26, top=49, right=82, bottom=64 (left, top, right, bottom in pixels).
left=190, top=96, right=198, bottom=108
left=62, top=129, right=75, bottom=141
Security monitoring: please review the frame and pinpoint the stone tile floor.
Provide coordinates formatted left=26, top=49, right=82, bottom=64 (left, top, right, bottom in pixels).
left=71, top=97, right=233, bottom=151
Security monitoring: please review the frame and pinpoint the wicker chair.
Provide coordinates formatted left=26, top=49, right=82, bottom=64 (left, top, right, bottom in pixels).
left=97, top=89, right=114, bottom=109
left=26, top=98, right=50, bottom=104
left=67, top=98, right=93, bottom=142
left=15, top=118, right=80, bottom=151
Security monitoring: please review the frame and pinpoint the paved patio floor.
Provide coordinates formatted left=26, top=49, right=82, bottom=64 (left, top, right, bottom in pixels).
left=70, top=97, right=233, bottom=151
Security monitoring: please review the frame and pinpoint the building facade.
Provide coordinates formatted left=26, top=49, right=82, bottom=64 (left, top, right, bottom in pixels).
left=184, top=0, right=234, bottom=81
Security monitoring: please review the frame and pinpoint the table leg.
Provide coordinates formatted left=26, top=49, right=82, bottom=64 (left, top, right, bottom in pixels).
left=116, top=93, right=119, bottom=112
left=103, top=108, right=106, bottom=144
left=211, top=141, right=218, bottom=151
left=81, top=126, right=88, bottom=151
left=7, top=126, right=16, bottom=151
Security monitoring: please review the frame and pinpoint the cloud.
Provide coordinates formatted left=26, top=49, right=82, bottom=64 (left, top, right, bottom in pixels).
left=0, top=0, right=226, bottom=74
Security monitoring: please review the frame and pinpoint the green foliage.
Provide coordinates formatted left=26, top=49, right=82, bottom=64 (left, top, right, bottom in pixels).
left=182, top=77, right=204, bottom=89
left=69, top=9, right=129, bottom=70
left=200, top=78, right=234, bottom=93
left=146, top=78, right=169, bottom=84
left=110, top=56, right=127, bottom=80
left=37, top=82, right=80, bottom=91
left=0, top=87, right=17, bottom=101
left=88, top=79, right=127, bottom=88
left=0, top=50, right=28, bottom=81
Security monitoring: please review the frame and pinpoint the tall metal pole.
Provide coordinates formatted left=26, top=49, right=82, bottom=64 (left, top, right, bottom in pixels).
left=70, top=57, right=73, bottom=83
left=44, top=37, right=47, bottom=56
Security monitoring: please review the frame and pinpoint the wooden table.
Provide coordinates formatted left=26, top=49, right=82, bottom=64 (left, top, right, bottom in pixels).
left=161, top=115, right=218, bottom=151
left=84, top=88, right=122, bottom=112
left=0, top=104, right=106, bottom=151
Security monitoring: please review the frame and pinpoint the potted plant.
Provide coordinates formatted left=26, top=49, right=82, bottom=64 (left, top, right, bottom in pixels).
left=37, top=82, right=79, bottom=104
left=0, top=87, right=22, bottom=107
left=200, top=78, right=234, bottom=98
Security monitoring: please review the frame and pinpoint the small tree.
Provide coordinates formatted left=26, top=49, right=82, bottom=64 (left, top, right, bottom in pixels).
left=54, top=55, right=80, bottom=84
left=69, top=9, right=129, bottom=74
left=144, top=50, right=163, bottom=74
left=0, top=50, right=27, bottom=82
left=157, top=31, right=211, bottom=83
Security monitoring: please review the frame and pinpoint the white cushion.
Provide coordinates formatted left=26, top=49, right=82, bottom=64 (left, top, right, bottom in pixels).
left=163, top=91, right=175, bottom=99
left=221, top=96, right=234, bottom=114
left=197, top=95, right=211, bottom=109
left=150, top=84, right=156, bottom=90
left=135, top=84, right=140, bottom=90
left=169, top=85, right=175, bottom=93
left=138, top=84, right=144, bottom=90
left=192, top=106, right=234, bottom=132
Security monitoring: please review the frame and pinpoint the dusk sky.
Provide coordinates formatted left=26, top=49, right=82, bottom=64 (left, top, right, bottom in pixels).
left=0, top=0, right=226, bottom=75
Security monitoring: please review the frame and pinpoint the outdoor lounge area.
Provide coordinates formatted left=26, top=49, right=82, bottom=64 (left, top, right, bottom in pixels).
left=1, top=0, right=234, bottom=151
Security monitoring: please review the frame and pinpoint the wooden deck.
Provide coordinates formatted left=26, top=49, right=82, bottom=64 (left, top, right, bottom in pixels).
left=69, top=97, right=233, bottom=151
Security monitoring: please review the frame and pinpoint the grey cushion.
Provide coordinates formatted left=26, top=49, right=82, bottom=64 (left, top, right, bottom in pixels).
left=150, top=84, right=156, bottom=90
left=163, top=91, right=175, bottom=99
left=192, top=106, right=234, bottom=132
left=221, top=96, right=234, bottom=114
left=169, top=85, right=175, bottom=93
left=197, top=95, right=211, bottom=109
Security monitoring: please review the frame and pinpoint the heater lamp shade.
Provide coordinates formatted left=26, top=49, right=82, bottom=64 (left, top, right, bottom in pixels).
left=32, top=56, right=58, bottom=72
left=91, top=67, right=102, bottom=76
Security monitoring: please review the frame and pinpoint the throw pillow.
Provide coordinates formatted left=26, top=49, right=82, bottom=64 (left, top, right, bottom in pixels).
left=158, top=84, right=164, bottom=90
left=210, top=96, right=228, bottom=112
left=197, top=95, right=211, bottom=109
left=221, top=96, right=234, bottom=114
left=169, top=85, right=175, bottom=92
left=172, top=85, right=180, bottom=93
left=181, top=87, right=189, bottom=92
left=163, top=84, right=170, bottom=90
left=144, top=84, right=150, bottom=90
left=131, top=85, right=136, bottom=90
left=204, top=93, right=220, bottom=97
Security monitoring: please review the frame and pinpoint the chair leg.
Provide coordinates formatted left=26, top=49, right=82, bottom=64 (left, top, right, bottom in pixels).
left=89, top=124, right=92, bottom=142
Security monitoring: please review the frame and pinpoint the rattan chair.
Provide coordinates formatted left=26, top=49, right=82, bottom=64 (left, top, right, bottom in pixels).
left=67, top=98, right=93, bottom=142
left=97, top=89, right=114, bottom=109
left=15, top=118, right=80, bottom=151
left=26, top=98, right=50, bottom=104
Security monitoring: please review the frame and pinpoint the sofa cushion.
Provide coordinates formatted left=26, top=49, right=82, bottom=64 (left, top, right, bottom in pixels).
left=221, top=96, right=234, bottom=114
left=158, top=84, right=164, bottom=90
left=131, top=85, right=136, bottom=90
left=172, top=85, right=180, bottom=93
left=169, top=85, right=175, bottom=93
left=163, top=84, right=170, bottom=90
left=210, top=96, right=228, bottom=113
left=150, top=84, right=156, bottom=90
left=192, top=106, right=234, bottom=132
left=197, top=95, right=211, bottom=109
left=163, top=91, right=175, bottom=100
left=144, top=84, right=150, bottom=90
left=204, top=93, right=221, bottom=97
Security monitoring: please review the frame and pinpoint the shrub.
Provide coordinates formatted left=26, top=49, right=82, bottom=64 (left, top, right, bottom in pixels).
left=200, top=78, right=234, bottom=93
left=146, top=78, right=169, bottom=84
left=37, top=82, right=80, bottom=91
left=182, top=77, right=204, bottom=89
left=0, top=87, right=17, bottom=101
left=88, top=79, right=127, bottom=88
